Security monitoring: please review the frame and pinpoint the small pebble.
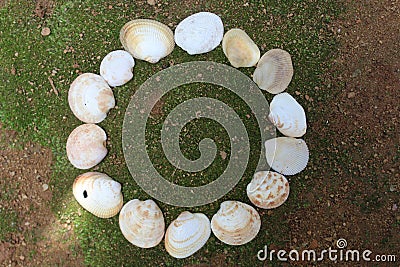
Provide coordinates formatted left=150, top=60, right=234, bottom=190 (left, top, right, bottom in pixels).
left=347, top=92, right=356, bottom=98
left=393, top=204, right=398, bottom=211
left=42, top=184, right=49, bottom=191
left=147, top=0, right=156, bottom=5
left=41, top=27, right=51, bottom=36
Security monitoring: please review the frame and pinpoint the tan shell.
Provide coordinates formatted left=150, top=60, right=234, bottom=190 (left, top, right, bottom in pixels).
left=247, top=171, right=290, bottom=209
left=66, top=124, right=107, bottom=169
left=72, top=172, right=123, bottom=218
left=100, top=50, right=135, bottom=87
left=211, top=201, right=261, bottom=245
left=222, top=29, right=260, bottom=68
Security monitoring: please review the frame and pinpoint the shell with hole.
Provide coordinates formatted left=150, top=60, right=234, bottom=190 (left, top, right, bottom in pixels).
left=165, top=211, right=211, bottom=258
left=119, top=199, right=165, bottom=248
left=72, top=172, right=123, bottom=218
left=68, top=73, right=115, bottom=124
left=100, top=50, right=135, bottom=87
left=120, top=19, right=174, bottom=63
left=222, top=28, right=260, bottom=68
left=211, top=201, right=261, bottom=245
left=253, top=49, right=293, bottom=94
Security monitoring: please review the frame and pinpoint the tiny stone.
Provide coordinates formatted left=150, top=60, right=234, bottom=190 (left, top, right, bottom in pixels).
left=19, top=256, right=25, bottom=261
left=41, top=27, right=51, bottom=36
left=220, top=151, right=227, bottom=160
left=147, top=0, right=156, bottom=5
left=347, top=92, right=356, bottom=98
left=393, top=204, right=398, bottom=211
left=42, top=184, right=49, bottom=191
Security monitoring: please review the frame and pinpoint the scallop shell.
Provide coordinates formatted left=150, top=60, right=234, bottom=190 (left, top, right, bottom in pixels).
left=100, top=50, right=135, bottom=87
left=265, top=137, right=309, bottom=175
left=269, top=93, right=307, bottom=137
left=66, top=124, right=107, bottom=169
left=119, top=199, right=165, bottom=248
left=68, top=73, right=115, bottom=124
left=222, top=29, right=260, bottom=68
left=120, top=19, right=174, bottom=63
left=247, top=171, right=290, bottom=209
left=211, top=201, right=261, bottom=246
left=72, top=172, right=123, bottom=218
left=174, top=12, right=224, bottom=55
left=165, top=211, right=210, bottom=259
left=253, top=49, right=293, bottom=94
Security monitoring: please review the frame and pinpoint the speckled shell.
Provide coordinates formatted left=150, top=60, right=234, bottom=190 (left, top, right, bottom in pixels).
left=211, top=201, right=261, bottom=246
left=100, top=50, right=135, bottom=87
left=72, top=172, right=123, bottom=218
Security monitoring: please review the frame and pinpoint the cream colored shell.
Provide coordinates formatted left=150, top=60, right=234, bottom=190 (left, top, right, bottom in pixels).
left=100, top=50, right=135, bottom=87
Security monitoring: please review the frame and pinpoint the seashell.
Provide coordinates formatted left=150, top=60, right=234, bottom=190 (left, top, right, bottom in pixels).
left=265, top=137, right=309, bottom=175
left=72, top=172, right=123, bottom=218
left=165, top=211, right=210, bottom=258
left=66, top=124, right=107, bottom=169
left=269, top=92, right=307, bottom=137
left=68, top=73, right=115, bottom=124
left=253, top=49, right=293, bottom=94
left=119, top=199, right=165, bottom=248
left=247, top=171, right=290, bottom=209
left=100, top=50, right=135, bottom=87
left=211, top=201, right=260, bottom=246
left=222, top=28, right=260, bottom=68
left=174, top=12, right=224, bottom=55
left=120, top=19, right=174, bottom=63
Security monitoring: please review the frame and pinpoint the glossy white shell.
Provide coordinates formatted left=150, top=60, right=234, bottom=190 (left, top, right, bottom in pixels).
left=100, top=50, right=135, bottom=87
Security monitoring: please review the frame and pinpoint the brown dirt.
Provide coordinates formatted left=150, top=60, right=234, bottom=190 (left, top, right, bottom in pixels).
left=34, top=0, right=54, bottom=19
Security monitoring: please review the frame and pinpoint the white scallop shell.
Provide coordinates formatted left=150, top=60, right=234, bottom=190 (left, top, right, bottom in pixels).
left=68, top=73, right=115, bottom=124
left=72, top=172, right=123, bottom=218
left=211, top=201, right=260, bottom=246
left=174, top=12, right=224, bottom=55
left=265, top=137, right=309, bottom=175
left=165, top=211, right=211, bottom=259
left=119, top=199, right=165, bottom=248
left=100, top=50, right=135, bottom=87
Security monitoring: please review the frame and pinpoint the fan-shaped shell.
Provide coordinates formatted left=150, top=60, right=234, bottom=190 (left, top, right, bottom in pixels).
left=222, top=28, right=260, bottom=68
left=211, top=201, right=260, bottom=246
left=119, top=199, right=165, bottom=248
left=100, top=50, right=135, bottom=87
left=265, top=137, right=309, bottom=175
left=269, top=92, right=307, bottom=137
left=253, top=49, right=293, bottom=94
left=174, top=12, right=224, bottom=55
left=165, top=211, right=210, bottom=259
left=120, top=19, right=174, bottom=63
left=68, top=73, right=115, bottom=124
left=72, top=172, right=123, bottom=218
left=66, top=124, right=107, bottom=169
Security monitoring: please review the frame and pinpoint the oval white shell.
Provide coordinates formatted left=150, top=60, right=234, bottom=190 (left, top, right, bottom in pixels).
left=247, top=171, right=290, bottom=209
left=174, top=12, right=224, bottom=55
left=72, top=172, right=123, bottom=218
left=165, top=211, right=211, bottom=259
left=211, top=201, right=261, bottom=246
left=68, top=73, right=115, bottom=124
left=66, top=124, right=107, bottom=169
left=100, top=50, right=135, bottom=87
left=253, top=49, right=293, bottom=94
left=119, top=199, right=165, bottom=248
left=265, top=137, right=309, bottom=175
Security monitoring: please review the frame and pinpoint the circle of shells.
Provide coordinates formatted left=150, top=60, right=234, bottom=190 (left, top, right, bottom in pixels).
left=66, top=12, right=309, bottom=258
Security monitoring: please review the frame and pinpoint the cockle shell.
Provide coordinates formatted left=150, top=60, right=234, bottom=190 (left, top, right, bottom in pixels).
left=247, top=171, right=290, bottom=209
left=174, top=12, right=224, bottom=55
left=222, top=28, right=260, bottom=68
left=100, top=50, right=135, bottom=87
left=211, top=201, right=261, bottom=246
left=253, top=49, right=294, bottom=94
left=72, top=172, right=123, bottom=218
left=66, top=124, right=107, bottom=169
left=165, top=211, right=211, bottom=259
left=68, top=73, right=115, bottom=124
left=269, top=92, right=307, bottom=137
left=265, top=137, right=309, bottom=175
left=120, top=19, right=174, bottom=63
left=119, top=199, right=165, bottom=248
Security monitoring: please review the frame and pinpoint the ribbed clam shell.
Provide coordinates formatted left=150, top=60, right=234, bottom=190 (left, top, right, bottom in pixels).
left=247, top=171, right=290, bottom=209
left=68, top=73, right=115, bottom=124
left=265, top=137, right=309, bottom=175
left=119, top=199, right=165, bottom=248
left=165, top=211, right=210, bottom=259
left=174, top=12, right=224, bottom=55
left=211, top=201, right=261, bottom=246
left=222, top=28, right=260, bottom=68
left=72, top=172, right=123, bottom=218
left=269, top=93, right=307, bottom=137
left=100, top=50, right=135, bottom=87
left=120, top=19, right=174, bottom=63
left=253, top=49, right=293, bottom=94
